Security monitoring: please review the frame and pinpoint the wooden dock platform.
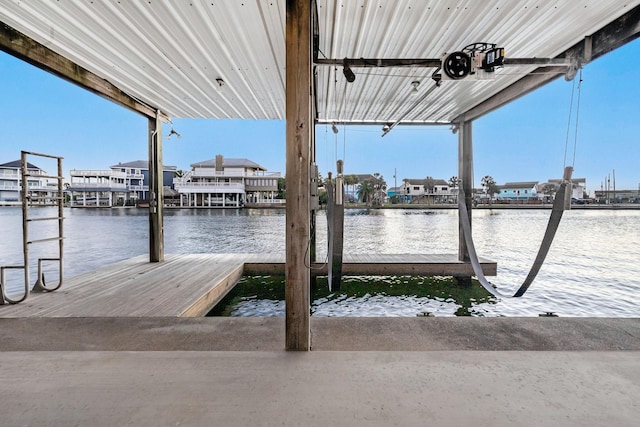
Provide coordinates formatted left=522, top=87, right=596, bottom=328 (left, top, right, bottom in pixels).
left=0, top=253, right=496, bottom=318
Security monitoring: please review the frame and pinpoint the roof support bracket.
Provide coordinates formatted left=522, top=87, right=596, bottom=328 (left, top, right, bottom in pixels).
left=584, top=36, right=593, bottom=62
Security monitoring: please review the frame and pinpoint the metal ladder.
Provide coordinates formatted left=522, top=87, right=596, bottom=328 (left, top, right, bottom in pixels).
left=1, top=151, right=64, bottom=304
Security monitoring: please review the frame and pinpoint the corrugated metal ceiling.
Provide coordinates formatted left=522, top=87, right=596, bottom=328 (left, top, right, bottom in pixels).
left=1, top=0, right=638, bottom=124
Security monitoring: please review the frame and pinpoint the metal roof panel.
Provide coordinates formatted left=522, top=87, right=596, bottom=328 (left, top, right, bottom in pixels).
left=1, top=0, right=638, bottom=124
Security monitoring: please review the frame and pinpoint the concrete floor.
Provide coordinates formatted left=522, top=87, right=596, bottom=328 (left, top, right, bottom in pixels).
left=1, top=317, right=639, bottom=426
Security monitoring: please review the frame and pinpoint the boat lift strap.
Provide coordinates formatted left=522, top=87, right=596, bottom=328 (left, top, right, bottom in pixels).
left=458, top=166, right=573, bottom=298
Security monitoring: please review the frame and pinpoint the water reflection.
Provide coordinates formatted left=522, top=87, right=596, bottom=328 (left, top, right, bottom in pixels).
left=1, top=206, right=639, bottom=316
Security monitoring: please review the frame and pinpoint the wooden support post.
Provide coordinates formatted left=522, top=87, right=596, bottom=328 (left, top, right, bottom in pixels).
left=458, top=121, right=473, bottom=263
left=310, top=132, right=318, bottom=264
left=148, top=114, right=164, bottom=262
left=285, top=0, right=312, bottom=351
left=330, top=161, right=344, bottom=291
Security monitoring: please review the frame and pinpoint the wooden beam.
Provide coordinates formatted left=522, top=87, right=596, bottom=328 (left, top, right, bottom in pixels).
left=285, top=0, right=312, bottom=351
left=149, top=115, right=164, bottom=262
left=0, top=22, right=166, bottom=121
left=456, top=5, right=640, bottom=122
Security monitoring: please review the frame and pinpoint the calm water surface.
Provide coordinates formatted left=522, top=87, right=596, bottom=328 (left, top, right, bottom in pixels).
left=1, top=206, right=639, bottom=317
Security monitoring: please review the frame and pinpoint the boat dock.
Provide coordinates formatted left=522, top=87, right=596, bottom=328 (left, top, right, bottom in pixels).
left=0, top=253, right=496, bottom=318
left=1, top=256, right=639, bottom=426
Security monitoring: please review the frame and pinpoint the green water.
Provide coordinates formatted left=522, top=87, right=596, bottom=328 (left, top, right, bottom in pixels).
left=208, top=275, right=497, bottom=317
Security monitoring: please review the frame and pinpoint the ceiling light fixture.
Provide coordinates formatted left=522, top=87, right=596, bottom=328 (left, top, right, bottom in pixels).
left=342, top=58, right=355, bottom=83
left=167, top=128, right=182, bottom=139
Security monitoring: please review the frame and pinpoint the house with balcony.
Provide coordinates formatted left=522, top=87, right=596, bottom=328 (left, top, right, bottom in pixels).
left=67, top=160, right=176, bottom=207
left=541, top=177, right=587, bottom=202
left=173, top=155, right=280, bottom=207
left=110, top=160, right=177, bottom=202
left=397, top=178, right=456, bottom=203
left=398, top=179, right=424, bottom=202
left=0, top=160, right=50, bottom=205
left=425, top=179, right=456, bottom=203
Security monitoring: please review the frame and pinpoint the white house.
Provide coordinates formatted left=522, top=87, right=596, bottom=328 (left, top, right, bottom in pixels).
left=0, top=160, right=50, bottom=205
left=398, top=178, right=457, bottom=203
left=542, top=177, right=587, bottom=201
left=173, top=155, right=281, bottom=207
left=67, top=160, right=176, bottom=207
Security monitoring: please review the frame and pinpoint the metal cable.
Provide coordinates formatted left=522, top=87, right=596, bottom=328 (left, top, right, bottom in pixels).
left=572, top=69, right=583, bottom=168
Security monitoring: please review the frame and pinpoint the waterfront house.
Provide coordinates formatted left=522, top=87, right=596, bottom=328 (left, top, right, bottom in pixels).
left=594, top=189, right=639, bottom=203
left=542, top=177, right=587, bottom=201
left=426, top=178, right=455, bottom=203
left=172, top=155, right=281, bottom=207
left=400, top=179, right=425, bottom=202
left=0, top=160, right=50, bottom=205
left=110, top=160, right=177, bottom=202
left=387, top=186, right=400, bottom=199
left=398, top=178, right=456, bottom=203
left=67, top=160, right=176, bottom=207
left=498, top=181, right=539, bottom=201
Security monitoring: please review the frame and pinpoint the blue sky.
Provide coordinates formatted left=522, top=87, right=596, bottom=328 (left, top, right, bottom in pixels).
left=1, top=38, right=639, bottom=194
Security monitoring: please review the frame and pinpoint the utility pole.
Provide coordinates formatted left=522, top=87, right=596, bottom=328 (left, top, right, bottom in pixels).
left=613, top=169, right=616, bottom=204
left=393, top=168, right=397, bottom=201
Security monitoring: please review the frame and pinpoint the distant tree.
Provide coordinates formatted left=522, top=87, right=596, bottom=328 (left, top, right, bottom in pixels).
left=423, top=176, right=435, bottom=204
left=344, top=174, right=359, bottom=201
left=402, top=178, right=410, bottom=203
left=371, top=173, right=387, bottom=206
left=356, top=180, right=374, bottom=204
left=542, top=183, right=557, bottom=203
left=276, top=177, right=286, bottom=199
left=448, top=176, right=460, bottom=203
left=318, top=187, right=328, bottom=206
left=175, top=169, right=185, bottom=178
left=481, top=175, right=500, bottom=204
left=314, top=172, right=325, bottom=206
left=424, top=176, right=436, bottom=193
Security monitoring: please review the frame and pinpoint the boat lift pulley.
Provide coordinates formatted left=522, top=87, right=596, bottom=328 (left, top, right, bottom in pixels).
left=314, top=41, right=578, bottom=137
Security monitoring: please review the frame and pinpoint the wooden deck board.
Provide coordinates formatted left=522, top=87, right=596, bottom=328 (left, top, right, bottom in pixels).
left=0, top=253, right=496, bottom=318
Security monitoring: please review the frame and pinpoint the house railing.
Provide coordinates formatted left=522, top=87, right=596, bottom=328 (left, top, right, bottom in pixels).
left=68, top=182, right=128, bottom=189
left=0, top=184, right=21, bottom=191
left=190, top=168, right=281, bottom=178
left=70, top=169, right=127, bottom=178
left=175, top=182, right=244, bottom=190
left=253, top=198, right=285, bottom=204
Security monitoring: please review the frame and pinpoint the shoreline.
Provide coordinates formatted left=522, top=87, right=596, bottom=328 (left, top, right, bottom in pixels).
left=3, top=203, right=640, bottom=210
